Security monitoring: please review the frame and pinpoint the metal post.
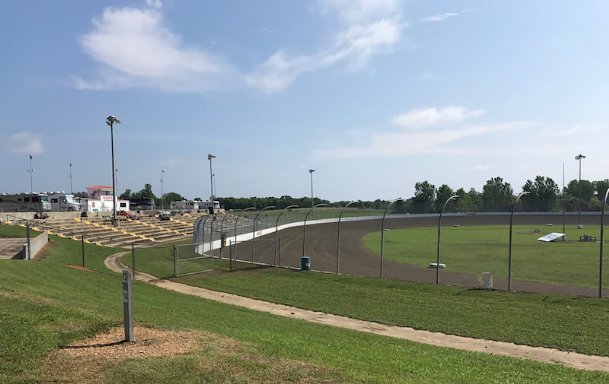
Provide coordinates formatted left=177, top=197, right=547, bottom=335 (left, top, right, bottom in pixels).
left=81, top=233, right=85, bottom=267
left=69, top=162, right=73, bottom=195
left=337, top=201, right=356, bottom=274
left=599, top=188, right=609, bottom=298
left=106, top=115, right=121, bottom=227
left=252, top=205, right=276, bottom=263
left=173, top=244, right=178, bottom=277
left=508, top=192, right=529, bottom=291
left=276, top=205, right=298, bottom=266
left=436, top=195, right=459, bottom=284
left=278, top=237, right=282, bottom=267
left=131, top=242, right=135, bottom=277
left=229, top=240, right=233, bottom=272
left=160, top=169, right=165, bottom=211
left=234, top=207, right=255, bottom=261
left=209, top=215, right=216, bottom=258
left=122, top=270, right=134, bottom=342
left=575, top=154, right=586, bottom=229
left=219, top=213, right=229, bottom=259
left=562, top=162, right=566, bottom=241
left=208, top=154, right=216, bottom=201
left=380, top=198, right=402, bottom=278
left=26, top=222, right=31, bottom=260
left=309, top=169, right=315, bottom=209
left=303, top=203, right=327, bottom=258
left=28, top=155, right=34, bottom=211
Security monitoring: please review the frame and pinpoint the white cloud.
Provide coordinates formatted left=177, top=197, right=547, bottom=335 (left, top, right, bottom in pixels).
left=472, top=164, right=490, bottom=171
left=422, top=12, right=460, bottom=22
left=247, top=1, right=404, bottom=93
left=313, top=107, right=533, bottom=160
left=3, top=132, right=44, bottom=155
left=75, top=7, right=234, bottom=92
left=145, top=0, right=162, bottom=9
left=391, top=106, right=485, bottom=129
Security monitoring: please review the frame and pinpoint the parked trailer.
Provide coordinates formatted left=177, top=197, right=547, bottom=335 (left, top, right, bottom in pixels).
left=0, top=193, right=52, bottom=212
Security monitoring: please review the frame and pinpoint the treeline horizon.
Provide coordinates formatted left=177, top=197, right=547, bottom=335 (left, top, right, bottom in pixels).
left=75, top=175, right=609, bottom=214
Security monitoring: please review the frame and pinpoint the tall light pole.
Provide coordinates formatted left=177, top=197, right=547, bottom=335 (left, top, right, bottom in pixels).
left=337, top=201, right=357, bottom=274
left=599, top=188, right=609, bottom=298
left=27, top=155, right=34, bottom=211
left=309, top=169, right=315, bottom=209
left=380, top=198, right=403, bottom=278
left=436, top=195, right=460, bottom=284
left=106, top=115, right=120, bottom=227
left=160, top=169, right=165, bottom=210
left=208, top=154, right=216, bottom=202
left=69, top=162, right=73, bottom=194
left=508, top=191, right=529, bottom=291
left=575, top=154, right=586, bottom=229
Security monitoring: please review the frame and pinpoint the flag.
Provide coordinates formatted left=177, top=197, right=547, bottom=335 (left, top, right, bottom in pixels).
left=29, top=154, right=32, bottom=160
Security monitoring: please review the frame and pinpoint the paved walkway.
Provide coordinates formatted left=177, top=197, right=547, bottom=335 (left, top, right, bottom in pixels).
left=0, top=238, right=24, bottom=259
left=105, top=252, right=609, bottom=373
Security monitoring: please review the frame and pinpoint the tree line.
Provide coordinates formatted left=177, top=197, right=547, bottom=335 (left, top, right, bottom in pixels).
left=75, top=176, right=609, bottom=213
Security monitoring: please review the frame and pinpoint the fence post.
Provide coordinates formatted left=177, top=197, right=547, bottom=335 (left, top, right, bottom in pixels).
left=26, top=222, right=31, bottom=260
left=229, top=240, right=233, bottom=272
left=278, top=238, right=282, bottom=267
left=131, top=242, right=135, bottom=278
left=81, top=234, right=85, bottom=267
left=173, top=244, right=178, bottom=277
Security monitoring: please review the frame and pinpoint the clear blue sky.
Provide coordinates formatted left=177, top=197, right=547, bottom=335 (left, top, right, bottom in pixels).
left=2, top=1, right=609, bottom=201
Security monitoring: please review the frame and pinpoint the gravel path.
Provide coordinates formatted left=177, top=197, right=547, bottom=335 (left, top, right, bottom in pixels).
left=105, top=252, right=609, bottom=373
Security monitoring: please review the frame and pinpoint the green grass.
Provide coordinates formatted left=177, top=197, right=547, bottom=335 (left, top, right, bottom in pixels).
left=0, top=223, right=40, bottom=238
left=363, top=225, right=609, bottom=288
left=1, top=225, right=609, bottom=382
left=175, top=267, right=609, bottom=357
left=2, top=253, right=608, bottom=383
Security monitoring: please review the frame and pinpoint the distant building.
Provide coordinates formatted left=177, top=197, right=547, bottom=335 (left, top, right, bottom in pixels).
left=80, top=185, right=129, bottom=212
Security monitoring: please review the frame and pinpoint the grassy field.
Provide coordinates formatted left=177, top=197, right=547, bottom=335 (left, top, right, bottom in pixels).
left=363, top=224, right=609, bottom=288
left=2, top=224, right=609, bottom=382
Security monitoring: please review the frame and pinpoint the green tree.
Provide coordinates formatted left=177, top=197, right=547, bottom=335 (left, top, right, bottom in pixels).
left=119, top=189, right=132, bottom=200
left=566, top=179, right=594, bottom=211
left=482, top=177, right=513, bottom=212
left=412, top=181, right=436, bottom=213
left=435, top=184, right=455, bottom=212
left=521, top=176, right=559, bottom=212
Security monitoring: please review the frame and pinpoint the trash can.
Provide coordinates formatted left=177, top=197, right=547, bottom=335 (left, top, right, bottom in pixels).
left=300, top=256, right=310, bottom=271
left=478, top=272, right=493, bottom=289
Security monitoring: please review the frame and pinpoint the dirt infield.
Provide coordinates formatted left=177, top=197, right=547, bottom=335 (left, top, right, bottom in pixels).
left=249, top=214, right=606, bottom=297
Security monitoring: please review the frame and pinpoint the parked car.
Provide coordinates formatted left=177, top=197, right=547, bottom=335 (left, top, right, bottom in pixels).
left=159, top=211, right=171, bottom=221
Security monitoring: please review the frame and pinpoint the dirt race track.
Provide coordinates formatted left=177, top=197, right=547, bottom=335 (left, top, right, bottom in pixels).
left=246, top=214, right=607, bottom=297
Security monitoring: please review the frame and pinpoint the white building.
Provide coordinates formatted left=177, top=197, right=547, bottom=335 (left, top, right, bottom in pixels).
left=81, top=185, right=130, bottom=212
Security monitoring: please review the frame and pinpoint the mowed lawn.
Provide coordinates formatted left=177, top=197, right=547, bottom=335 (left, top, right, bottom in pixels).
left=363, top=225, right=609, bottom=288
left=2, top=224, right=609, bottom=383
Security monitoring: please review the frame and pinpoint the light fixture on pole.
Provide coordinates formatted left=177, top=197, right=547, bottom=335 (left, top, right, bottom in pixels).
left=508, top=191, right=529, bottom=291
left=575, top=154, right=586, bottom=229
left=208, top=154, right=216, bottom=202
left=337, top=201, right=357, bottom=274
left=252, top=205, right=276, bottom=263
left=309, top=169, right=315, bottom=209
left=275, top=205, right=298, bottom=266
left=599, top=188, right=609, bottom=298
left=27, top=154, right=34, bottom=211
left=160, top=169, right=165, bottom=210
left=106, top=115, right=121, bottom=227
left=303, top=203, right=327, bottom=258
left=436, top=195, right=460, bottom=284
left=69, top=162, right=73, bottom=195
left=380, top=198, right=403, bottom=278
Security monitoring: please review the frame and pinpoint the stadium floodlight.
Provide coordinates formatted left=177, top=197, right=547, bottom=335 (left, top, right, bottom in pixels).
left=337, top=201, right=358, bottom=274
left=380, top=198, right=403, bottom=278
left=208, top=154, right=216, bottom=202
left=275, top=205, right=298, bottom=266
left=106, top=115, right=121, bottom=227
left=575, top=154, right=586, bottom=229
left=508, top=191, right=529, bottom=291
left=436, top=195, right=460, bottom=284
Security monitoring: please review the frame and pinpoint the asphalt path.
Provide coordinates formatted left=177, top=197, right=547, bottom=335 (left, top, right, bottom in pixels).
left=246, top=214, right=607, bottom=297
